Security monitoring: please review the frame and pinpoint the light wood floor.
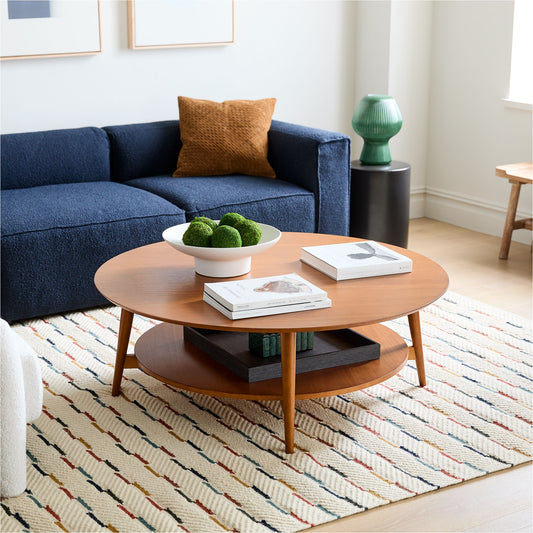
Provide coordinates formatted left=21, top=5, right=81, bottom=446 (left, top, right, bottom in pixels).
left=408, top=218, right=532, bottom=320
left=310, top=218, right=532, bottom=533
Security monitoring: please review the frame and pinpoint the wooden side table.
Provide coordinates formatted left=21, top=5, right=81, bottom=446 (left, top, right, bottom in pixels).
left=350, top=160, right=410, bottom=248
left=496, top=162, right=533, bottom=259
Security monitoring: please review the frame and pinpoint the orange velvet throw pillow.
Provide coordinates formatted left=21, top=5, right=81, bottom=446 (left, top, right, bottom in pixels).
left=173, top=96, right=277, bottom=178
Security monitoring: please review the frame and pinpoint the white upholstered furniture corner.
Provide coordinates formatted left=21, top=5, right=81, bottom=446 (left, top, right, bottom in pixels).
left=0, top=319, right=43, bottom=498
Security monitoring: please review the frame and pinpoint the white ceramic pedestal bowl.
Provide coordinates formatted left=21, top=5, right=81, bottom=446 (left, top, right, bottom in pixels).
left=162, top=222, right=282, bottom=277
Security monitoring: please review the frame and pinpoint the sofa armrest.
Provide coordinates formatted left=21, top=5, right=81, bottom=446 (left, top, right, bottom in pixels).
left=268, top=120, right=351, bottom=236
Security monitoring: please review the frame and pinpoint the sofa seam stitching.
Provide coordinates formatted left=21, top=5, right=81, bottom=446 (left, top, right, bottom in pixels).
left=2, top=213, right=184, bottom=238
left=270, top=122, right=350, bottom=144
left=270, top=131, right=349, bottom=144
left=187, top=192, right=315, bottom=215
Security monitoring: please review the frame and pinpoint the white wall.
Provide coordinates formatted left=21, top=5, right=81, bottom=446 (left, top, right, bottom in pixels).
left=426, top=0, right=532, bottom=244
left=388, top=0, right=433, bottom=218
left=352, top=1, right=433, bottom=218
left=0, top=0, right=358, bottom=135
left=2, top=0, right=531, bottom=245
left=351, top=0, right=532, bottom=244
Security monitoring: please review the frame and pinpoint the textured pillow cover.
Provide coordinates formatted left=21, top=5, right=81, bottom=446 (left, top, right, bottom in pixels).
left=173, top=96, right=277, bottom=178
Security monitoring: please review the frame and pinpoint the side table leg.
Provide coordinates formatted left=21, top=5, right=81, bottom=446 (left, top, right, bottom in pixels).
left=408, top=312, right=426, bottom=387
left=112, top=309, right=134, bottom=396
left=280, top=331, right=297, bottom=454
left=499, top=180, right=521, bottom=260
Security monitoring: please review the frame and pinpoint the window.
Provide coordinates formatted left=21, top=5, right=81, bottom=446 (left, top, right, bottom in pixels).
left=508, top=0, right=533, bottom=105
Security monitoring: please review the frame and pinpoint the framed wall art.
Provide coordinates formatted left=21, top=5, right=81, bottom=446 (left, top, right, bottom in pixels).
left=0, top=0, right=102, bottom=60
left=128, top=0, right=234, bottom=50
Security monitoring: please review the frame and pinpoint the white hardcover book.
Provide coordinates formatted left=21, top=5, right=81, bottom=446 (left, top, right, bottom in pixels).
left=300, top=241, right=413, bottom=280
left=203, top=273, right=328, bottom=312
left=203, top=292, right=332, bottom=320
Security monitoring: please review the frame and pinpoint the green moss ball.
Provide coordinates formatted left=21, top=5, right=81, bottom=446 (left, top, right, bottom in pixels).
left=219, top=212, right=245, bottom=228
left=182, top=221, right=213, bottom=247
left=234, top=219, right=262, bottom=246
left=211, top=225, right=242, bottom=248
left=191, top=216, right=218, bottom=231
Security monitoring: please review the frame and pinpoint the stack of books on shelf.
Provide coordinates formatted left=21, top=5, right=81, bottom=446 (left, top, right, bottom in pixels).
left=301, top=240, right=412, bottom=281
left=203, top=273, right=331, bottom=319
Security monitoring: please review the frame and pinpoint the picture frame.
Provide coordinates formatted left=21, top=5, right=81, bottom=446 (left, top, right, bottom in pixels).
left=128, top=0, right=234, bottom=50
left=0, top=0, right=102, bottom=61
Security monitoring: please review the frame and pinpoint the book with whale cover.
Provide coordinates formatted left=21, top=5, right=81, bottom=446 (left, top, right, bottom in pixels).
left=300, top=241, right=412, bottom=280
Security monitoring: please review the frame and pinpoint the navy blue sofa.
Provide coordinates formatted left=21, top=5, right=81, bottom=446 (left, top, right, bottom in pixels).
left=1, top=119, right=351, bottom=323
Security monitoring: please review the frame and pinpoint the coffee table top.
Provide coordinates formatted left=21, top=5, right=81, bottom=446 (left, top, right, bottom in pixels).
left=94, top=232, right=448, bottom=332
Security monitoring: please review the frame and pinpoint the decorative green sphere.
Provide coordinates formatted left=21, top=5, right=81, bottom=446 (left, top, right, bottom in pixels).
left=352, top=94, right=402, bottom=165
left=219, top=212, right=245, bottom=228
left=182, top=221, right=213, bottom=247
left=191, top=216, right=217, bottom=231
left=211, top=225, right=242, bottom=248
left=234, top=219, right=262, bottom=246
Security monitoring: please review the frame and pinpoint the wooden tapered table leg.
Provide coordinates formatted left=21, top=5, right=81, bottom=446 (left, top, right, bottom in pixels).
left=499, top=180, right=522, bottom=260
left=408, top=311, right=426, bottom=387
left=112, top=308, right=134, bottom=396
left=280, top=331, right=297, bottom=454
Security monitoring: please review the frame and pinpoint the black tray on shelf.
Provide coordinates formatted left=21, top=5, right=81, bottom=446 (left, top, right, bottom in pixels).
left=183, top=327, right=380, bottom=383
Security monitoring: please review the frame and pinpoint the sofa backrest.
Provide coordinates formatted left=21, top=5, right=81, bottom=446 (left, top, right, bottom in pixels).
left=1, top=127, right=110, bottom=190
left=104, top=120, right=181, bottom=182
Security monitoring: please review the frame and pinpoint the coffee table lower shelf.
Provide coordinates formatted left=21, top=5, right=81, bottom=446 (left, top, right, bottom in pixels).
left=134, top=322, right=409, bottom=401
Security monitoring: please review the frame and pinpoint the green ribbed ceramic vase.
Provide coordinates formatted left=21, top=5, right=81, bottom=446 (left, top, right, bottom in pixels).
left=352, top=95, right=402, bottom=165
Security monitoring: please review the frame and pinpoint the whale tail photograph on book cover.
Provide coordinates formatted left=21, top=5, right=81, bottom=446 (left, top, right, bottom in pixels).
left=301, top=240, right=413, bottom=280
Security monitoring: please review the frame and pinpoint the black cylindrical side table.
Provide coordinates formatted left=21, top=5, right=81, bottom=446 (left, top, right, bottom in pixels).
left=349, top=160, right=411, bottom=248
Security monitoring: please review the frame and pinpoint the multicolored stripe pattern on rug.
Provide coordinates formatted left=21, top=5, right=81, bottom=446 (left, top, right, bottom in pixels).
left=1, top=292, right=532, bottom=532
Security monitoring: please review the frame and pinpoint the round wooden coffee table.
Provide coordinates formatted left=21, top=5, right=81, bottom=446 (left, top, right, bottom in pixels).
left=95, top=232, right=448, bottom=453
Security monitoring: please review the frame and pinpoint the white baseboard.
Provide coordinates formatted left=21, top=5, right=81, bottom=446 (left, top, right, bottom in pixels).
left=409, top=186, right=426, bottom=219
left=413, top=187, right=532, bottom=245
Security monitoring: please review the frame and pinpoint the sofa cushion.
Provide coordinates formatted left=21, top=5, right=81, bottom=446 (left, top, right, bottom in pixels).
left=173, top=97, right=277, bottom=178
left=1, top=182, right=185, bottom=236
left=1, top=127, right=110, bottom=190
left=125, top=175, right=315, bottom=232
left=104, top=121, right=181, bottom=183
left=1, top=182, right=185, bottom=322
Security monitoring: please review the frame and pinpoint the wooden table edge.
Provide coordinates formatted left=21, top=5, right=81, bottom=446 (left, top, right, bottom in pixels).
left=96, top=232, right=449, bottom=453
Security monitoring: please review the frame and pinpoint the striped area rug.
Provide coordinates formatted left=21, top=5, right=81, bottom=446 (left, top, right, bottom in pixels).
left=1, top=292, right=532, bottom=532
